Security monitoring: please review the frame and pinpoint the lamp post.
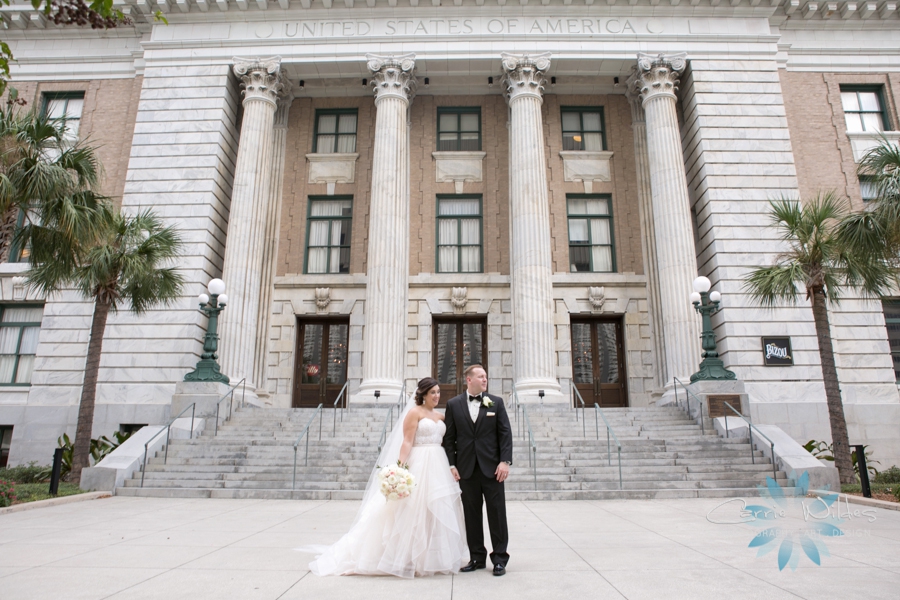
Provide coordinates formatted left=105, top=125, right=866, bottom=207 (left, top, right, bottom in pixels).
left=689, top=276, right=736, bottom=383
left=184, top=278, right=231, bottom=384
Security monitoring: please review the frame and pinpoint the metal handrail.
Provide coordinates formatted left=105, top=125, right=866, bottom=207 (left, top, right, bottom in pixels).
left=332, top=381, right=350, bottom=435
left=292, top=403, right=324, bottom=490
left=571, top=386, right=587, bottom=437
left=214, top=378, right=246, bottom=436
left=594, top=402, right=623, bottom=490
left=723, top=401, right=778, bottom=481
left=522, top=405, right=537, bottom=491
left=673, top=377, right=706, bottom=434
left=140, top=402, right=197, bottom=488
left=377, top=384, right=408, bottom=453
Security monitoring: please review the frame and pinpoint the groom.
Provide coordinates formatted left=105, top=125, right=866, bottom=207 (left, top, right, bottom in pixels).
left=442, top=364, right=513, bottom=576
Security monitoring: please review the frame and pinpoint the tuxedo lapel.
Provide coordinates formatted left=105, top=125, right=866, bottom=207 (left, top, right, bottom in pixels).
left=473, top=401, right=489, bottom=434
left=458, top=396, right=476, bottom=434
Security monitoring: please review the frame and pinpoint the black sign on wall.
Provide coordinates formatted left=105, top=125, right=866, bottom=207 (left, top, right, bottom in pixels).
left=762, top=337, right=793, bottom=366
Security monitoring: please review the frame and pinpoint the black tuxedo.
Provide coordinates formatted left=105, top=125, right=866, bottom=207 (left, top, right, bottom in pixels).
left=442, top=391, right=513, bottom=568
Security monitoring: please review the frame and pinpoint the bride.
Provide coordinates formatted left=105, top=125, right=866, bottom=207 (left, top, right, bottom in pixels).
left=308, top=377, right=469, bottom=578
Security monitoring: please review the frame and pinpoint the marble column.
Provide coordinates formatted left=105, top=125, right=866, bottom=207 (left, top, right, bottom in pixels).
left=626, top=67, right=667, bottom=391
left=634, top=53, right=702, bottom=385
left=356, top=54, right=417, bottom=401
left=501, top=52, right=562, bottom=402
left=254, top=95, right=292, bottom=396
left=219, top=57, right=287, bottom=391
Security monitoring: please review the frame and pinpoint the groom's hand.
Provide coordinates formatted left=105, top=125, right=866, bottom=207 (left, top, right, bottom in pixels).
left=495, top=462, right=509, bottom=483
left=450, top=467, right=460, bottom=482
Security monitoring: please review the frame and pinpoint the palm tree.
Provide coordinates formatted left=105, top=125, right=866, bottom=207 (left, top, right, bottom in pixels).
left=841, top=138, right=900, bottom=263
left=743, top=193, right=897, bottom=485
left=21, top=206, right=184, bottom=482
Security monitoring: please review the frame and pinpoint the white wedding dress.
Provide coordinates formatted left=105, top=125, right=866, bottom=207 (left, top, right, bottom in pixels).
left=308, top=415, right=469, bottom=578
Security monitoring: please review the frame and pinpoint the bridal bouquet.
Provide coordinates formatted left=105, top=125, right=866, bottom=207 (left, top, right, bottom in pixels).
left=378, top=462, right=415, bottom=501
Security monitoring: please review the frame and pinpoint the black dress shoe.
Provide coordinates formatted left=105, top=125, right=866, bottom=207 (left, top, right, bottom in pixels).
left=460, top=560, right=486, bottom=572
left=493, top=564, right=506, bottom=577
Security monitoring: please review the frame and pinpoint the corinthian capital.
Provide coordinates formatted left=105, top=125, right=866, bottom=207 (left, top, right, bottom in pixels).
left=635, top=52, right=687, bottom=105
left=367, top=53, right=417, bottom=105
left=233, top=56, right=287, bottom=107
left=501, top=52, right=551, bottom=105
left=624, top=66, right=646, bottom=123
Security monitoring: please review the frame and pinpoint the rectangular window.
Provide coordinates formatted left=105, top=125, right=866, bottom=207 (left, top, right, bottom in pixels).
left=42, top=92, right=85, bottom=139
left=567, top=195, right=615, bottom=273
left=0, top=305, right=43, bottom=385
left=0, top=426, right=11, bottom=468
left=437, top=108, right=481, bottom=152
left=840, top=86, right=890, bottom=133
left=436, top=195, right=482, bottom=273
left=314, top=109, right=358, bottom=153
left=305, top=197, right=352, bottom=274
left=884, top=299, right=900, bottom=382
left=860, top=176, right=879, bottom=203
left=561, top=107, right=606, bottom=151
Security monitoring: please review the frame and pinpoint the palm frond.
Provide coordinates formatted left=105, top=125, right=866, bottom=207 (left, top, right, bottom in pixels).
left=742, top=264, right=804, bottom=306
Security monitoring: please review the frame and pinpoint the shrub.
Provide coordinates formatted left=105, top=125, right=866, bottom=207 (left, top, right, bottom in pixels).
left=803, top=440, right=880, bottom=480
left=0, top=479, right=16, bottom=507
left=874, top=466, right=900, bottom=485
left=0, top=462, right=50, bottom=484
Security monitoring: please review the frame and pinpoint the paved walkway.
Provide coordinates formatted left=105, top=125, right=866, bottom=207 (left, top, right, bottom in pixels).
left=0, top=495, right=898, bottom=599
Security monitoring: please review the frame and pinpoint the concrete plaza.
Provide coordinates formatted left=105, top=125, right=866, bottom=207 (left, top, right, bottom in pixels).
left=0, top=496, right=898, bottom=599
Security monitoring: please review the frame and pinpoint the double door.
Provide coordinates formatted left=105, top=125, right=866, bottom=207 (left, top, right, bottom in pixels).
left=433, top=317, right=486, bottom=407
left=292, top=319, right=349, bottom=408
left=571, top=318, right=627, bottom=408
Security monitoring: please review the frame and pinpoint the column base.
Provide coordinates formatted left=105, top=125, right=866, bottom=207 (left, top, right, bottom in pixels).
left=352, top=379, right=406, bottom=404
left=513, top=379, right=565, bottom=404
left=172, top=381, right=233, bottom=419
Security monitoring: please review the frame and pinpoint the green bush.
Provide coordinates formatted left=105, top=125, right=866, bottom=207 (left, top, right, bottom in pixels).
left=803, top=440, right=880, bottom=480
left=0, top=479, right=16, bottom=507
left=12, top=482, right=85, bottom=504
left=840, top=482, right=897, bottom=496
left=0, top=462, right=50, bottom=484
left=874, top=466, right=900, bottom=484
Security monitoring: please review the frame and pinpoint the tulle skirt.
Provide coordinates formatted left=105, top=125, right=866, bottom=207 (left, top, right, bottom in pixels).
left=308, top=444, right=469, bottom=578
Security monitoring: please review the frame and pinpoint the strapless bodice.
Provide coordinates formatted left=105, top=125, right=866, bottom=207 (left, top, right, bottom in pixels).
left=414, top=418, right=446, bottom=446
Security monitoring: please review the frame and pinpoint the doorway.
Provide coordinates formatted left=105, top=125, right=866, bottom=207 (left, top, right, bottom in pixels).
left=433, top=317, right=487, bottom=407
left=292, top=318, right=350, bottom=408
left=571, top=317, right=627, bottom=408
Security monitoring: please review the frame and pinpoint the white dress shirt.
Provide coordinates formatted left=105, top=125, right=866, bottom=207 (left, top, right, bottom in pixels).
left=467, top=395, right=482, bottom=422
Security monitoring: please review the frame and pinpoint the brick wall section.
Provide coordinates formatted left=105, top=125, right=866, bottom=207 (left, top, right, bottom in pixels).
left=278, top=96, right=376, bottom=276
left=542, top=94, right=643, bottom=276
left=780, top=71, right=900, bottom=210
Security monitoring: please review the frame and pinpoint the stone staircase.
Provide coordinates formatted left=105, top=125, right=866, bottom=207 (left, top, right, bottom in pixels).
left=117, top=402, right=796, bottom=500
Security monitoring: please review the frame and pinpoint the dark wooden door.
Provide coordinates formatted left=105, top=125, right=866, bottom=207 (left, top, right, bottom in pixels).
left=293, top=319, right=349, bottom=408
left=571, top=318, right=627, bottom=408
left=433, top=318, right=487, bottom=407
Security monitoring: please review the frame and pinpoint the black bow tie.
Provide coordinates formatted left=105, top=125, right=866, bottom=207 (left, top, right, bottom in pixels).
left=469, top=395, right=482, bottom=403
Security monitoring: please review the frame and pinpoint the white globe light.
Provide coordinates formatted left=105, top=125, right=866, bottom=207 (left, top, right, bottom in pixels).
left=690, top=292, right=702, bottom=304
left=709, top=291, right=721, bottom=303
left=208, top=278, right=226, bottom=296
left=217, top=294, right=228, bottom=306
left=197, top=293, right=210, bottom=305
left=693, top=276, right=711, bottom=293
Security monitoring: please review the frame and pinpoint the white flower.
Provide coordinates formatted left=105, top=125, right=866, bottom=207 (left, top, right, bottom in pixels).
left=388, top=492, right=399, bottom=501
left=482, top=397, right=494, bottom=408
left=397, top=483, right=408, bottom=493
left=387, top=475, right=398, bottom=485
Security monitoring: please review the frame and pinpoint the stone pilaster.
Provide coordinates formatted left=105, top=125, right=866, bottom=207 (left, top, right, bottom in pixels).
left=219, top=56, right=287, bottom=392
left=501, top=52, right=563, bottom=402
left=635, top=53, right=702, bottom=386
left=626, top=67, right=667, bottom=391
left=356, top=53, right=417, bottom=401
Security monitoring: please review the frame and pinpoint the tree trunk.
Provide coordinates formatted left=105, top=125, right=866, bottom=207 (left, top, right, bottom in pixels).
left=809, top=288, right=855, bottom=485
left=71, top=299, right=111, bottom=484
left=0, top=205, right=20, bottom=263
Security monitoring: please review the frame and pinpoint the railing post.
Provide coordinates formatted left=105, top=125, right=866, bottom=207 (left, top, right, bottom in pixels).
left=164, top=427, right=171, bottom=464
left=532, top=446, right=537, bottom=491
left=319, top=409, right=323, bottom=441
left=607, top=428, right=611, bottom=466
left=771, top=441, right=777, bottom=482
left=292, top=446, right=297, bottom=490
left=215, top=402, right=220, bottom=437
left=617, top=446, right=622, bottom=490
left=306, top=431, right=310, bottom=466
left=141, top=443, right=148, bottom=488
left=190, top=405, right=195, bottom=439
left=724, top=413, right=729, bottom=438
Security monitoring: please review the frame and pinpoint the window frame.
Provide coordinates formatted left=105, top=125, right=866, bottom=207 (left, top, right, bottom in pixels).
left=304, top=195, right=353, bottom=275
left=566, top=194, right=617, bottom=274
left=435, top=194, right=484, bottom=274
left=0, top=425, right=12, bottom=468
left=0, top=304, right=43, bottom=387
left=883, top=299, right=900, bottom=383
left=859, top=175, right=879, bottom=203
left=839, top=85, right=891, bottom=132
left=40, top=91, right=85, bottom=139
left=436, top=107, right=482, bottom=152
left=312, top=108, right=359, bottom=154
left=560, top=106, right=607, bottom=152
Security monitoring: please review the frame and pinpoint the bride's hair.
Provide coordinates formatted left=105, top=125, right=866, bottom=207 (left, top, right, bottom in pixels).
left=414, top=377, right=440, bottom=405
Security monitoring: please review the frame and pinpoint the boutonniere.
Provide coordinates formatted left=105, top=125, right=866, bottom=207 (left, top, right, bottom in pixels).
left=482, top=397, right=494, bottom=408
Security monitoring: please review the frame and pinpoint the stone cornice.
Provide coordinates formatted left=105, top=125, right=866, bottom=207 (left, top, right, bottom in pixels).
left=635, top=52, right=687, bottom=106
left=233, top=56, right=288, bottom=106
left=366, top=53, right=417, bottom=105
left=501, top=52, right=550, bottom=105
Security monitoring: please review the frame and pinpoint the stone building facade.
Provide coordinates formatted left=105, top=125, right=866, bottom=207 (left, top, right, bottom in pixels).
left=0, top=1, right=899, bottom=470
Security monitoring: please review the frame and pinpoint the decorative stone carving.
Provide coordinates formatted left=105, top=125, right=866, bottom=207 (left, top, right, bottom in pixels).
left=12, top=276, right=26, bottom=301
left=500, top=52, right=551, bottom=104
left=588, top=287, right=605, bottom=312
left=558, top=151, right=615, bottom=194
left=635, top=53, right=687, bottom=104
left=233, top=56, right=287, bottom=106
left=367, top=53, right=417, bottom=104
left=315, top=288, right=331, bottom=312
left=451, top=287, right=468, bottom=313
left=433, top=151, right=487, bottom=194
left=306, top=153, right=359, bottom=195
